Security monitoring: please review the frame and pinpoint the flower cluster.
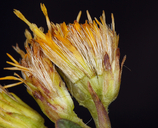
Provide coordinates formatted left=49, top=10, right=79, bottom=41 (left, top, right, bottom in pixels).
left=0, top=3, right=125, bottom=128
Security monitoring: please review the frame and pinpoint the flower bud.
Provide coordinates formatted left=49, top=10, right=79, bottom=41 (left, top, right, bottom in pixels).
left=0, top=85, right=46, bottom=128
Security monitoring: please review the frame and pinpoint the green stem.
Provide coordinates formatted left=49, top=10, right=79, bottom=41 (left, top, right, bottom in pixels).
left=88, top=82, right=111, bottom=128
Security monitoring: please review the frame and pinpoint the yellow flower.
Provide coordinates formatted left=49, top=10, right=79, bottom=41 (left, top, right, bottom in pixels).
left=0, top=36, right=89, bottom=127
left=2, top=3, right=126, bottom=128
left=0, top=85, right=46, bottom=128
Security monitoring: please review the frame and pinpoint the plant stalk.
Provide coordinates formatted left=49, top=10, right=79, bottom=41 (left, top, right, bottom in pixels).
left=88, top=82, right=111, bottom=128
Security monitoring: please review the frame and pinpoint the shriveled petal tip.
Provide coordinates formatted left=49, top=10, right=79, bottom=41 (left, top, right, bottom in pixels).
left=111, top=13, right=115, bottom=31
left=6, top=53, right=19, bottom=65
left=3, top=82, right=23, bottom=89
left=40, top=3, right=52, bottom=31
left=76, top=11, right=82, bottom=22
left=86, top=10, right=92, bottom=23
left=0, top=76, right=20, bottom=81
left=40, top=3, right=48, bottom=17
left=0, top=75, right=24, bottom=89
left=13, top=9, right=31, bottom=26
left=12, top=43, right=26, bottom=58
left=14, top=9, right=47, bottom=41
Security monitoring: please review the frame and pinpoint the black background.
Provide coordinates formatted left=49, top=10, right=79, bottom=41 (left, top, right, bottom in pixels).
left=0, top=0, right=158, bottom=128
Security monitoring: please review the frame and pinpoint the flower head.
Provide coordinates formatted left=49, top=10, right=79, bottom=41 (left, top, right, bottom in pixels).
left=0, top=35, right=89, bottom=127
left=0, top=85, right=46, bottom=128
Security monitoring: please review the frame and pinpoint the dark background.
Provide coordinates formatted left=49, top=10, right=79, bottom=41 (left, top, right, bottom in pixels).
left=0, top=0, right=158, bottom=128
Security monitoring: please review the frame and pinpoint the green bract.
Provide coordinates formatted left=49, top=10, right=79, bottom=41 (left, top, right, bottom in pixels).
left=0, top=85, right=46, bottom=128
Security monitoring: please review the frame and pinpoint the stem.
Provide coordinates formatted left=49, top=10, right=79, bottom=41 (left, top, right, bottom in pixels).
left=88, top=82, right=111, bottom=128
